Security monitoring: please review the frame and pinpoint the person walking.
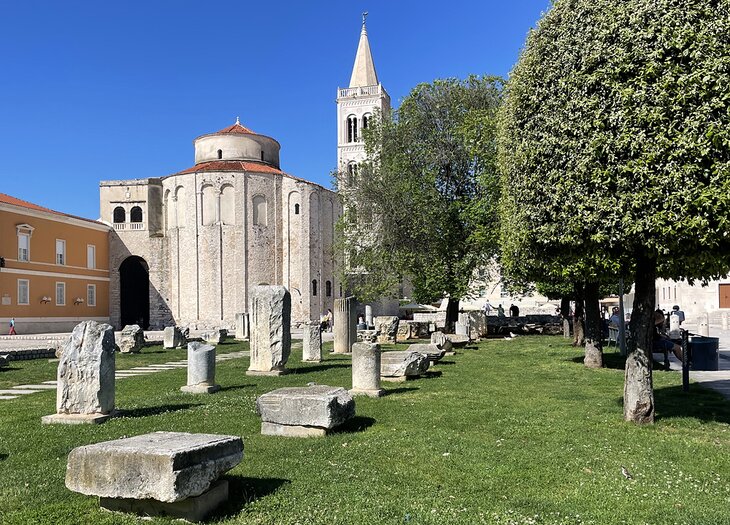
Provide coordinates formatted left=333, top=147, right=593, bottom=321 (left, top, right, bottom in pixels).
left=8, top=317, right=16, bottom=335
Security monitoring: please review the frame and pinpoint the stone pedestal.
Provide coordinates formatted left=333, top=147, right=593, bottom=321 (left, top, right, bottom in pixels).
left=163, top=326, right=186, bottom=349
left=699, top=312, right=710, bottom=337
left=380, top=350, right=429, bottom=382
left=119, top=324, right=144, bottom=353
left=351, top=342, right=384, bottom=397
left=42, top=320, right=117, bottom=425
left=374, top=316, right=399, bottom=344
left=669, top=314, right=681, bottom=339
left=430, top=331, right=454, bottom=354
left=66, top=431, right=242, bottom=521
left=235, top=313, right=250, bottom=340
left=256, top=385, right=355, bottom=437
left=365, top=305, right=373, bottom=328
left=333, top=297, right=357, bottom=354
left=247, top=286, right=291, bottom=376
left=181, top=342, right=220, bottom=394
left=302, top=321, right=322, bottom=362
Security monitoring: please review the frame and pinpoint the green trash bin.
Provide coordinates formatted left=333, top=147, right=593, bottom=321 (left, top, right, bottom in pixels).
left=689, top=336, right=719, bottom=371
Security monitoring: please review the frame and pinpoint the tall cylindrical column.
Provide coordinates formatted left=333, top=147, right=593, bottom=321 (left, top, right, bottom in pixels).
left=334, top=297, right=357, bottom=354
left=181, top=342, right=220, bottom=393
left=365, top=305, right=373, bottom=327
left=350, top=342, right=384, bottom=397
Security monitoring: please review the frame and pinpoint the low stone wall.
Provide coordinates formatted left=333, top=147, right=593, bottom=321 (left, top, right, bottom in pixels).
left=1, top=348, right=57, bottom=361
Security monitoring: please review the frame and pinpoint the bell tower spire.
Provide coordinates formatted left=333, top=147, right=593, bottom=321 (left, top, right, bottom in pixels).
left=349, top=12, right=379, bottom=88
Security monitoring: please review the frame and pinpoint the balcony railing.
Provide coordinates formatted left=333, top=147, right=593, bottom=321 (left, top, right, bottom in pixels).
left=338, top=85, right=383, bottom=98
left=113, top=222, right=145, bottom=231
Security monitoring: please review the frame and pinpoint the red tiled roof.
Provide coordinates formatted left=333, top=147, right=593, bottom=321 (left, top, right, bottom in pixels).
left=0, top=192, right=106, bottom=226
left=174, top=161, right=283, bottom=176
left=215, top=122, right=256, bottom=135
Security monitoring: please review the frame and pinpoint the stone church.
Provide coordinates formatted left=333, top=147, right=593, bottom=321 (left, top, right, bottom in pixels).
left=100, top=17, right=388, bottom=330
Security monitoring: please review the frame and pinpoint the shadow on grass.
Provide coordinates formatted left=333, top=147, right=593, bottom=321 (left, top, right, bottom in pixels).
left=219, top=384, right=255, bottom=392
left=120, top=403, right=202, bottom=419
left=0, top=453, right=7, bottom=461
left=569, top=353, right=627, bottom=371
left=434, top=360, right=455, bottom=365
left=214, top=475, right=290, bottom=518
left=654, top=384, right=730, bottom=424
left=331, top=416, right=376, bottom=434
left=0, top=367, right=21, bottom=372
left=382, top=387, right=418, bottom=397
left=290, top=363, right=350, bottom=374
left=422, top=371, right=443, bottom=379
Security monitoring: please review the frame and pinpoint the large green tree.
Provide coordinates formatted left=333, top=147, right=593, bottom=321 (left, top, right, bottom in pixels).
left=336, top=76, right=503, bottom=304
left=499, top=0, right=730, bottom=423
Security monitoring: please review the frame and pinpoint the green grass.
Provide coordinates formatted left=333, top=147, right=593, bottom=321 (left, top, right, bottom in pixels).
left=0, top=336, right=729, bottom=524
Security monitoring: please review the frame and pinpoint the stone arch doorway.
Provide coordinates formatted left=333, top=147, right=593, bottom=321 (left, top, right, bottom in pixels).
left=120, top=256, right=149, bottom=329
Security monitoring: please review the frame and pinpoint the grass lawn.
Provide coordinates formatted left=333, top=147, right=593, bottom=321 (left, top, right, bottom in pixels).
left=0, top=336, right=728, bottom=524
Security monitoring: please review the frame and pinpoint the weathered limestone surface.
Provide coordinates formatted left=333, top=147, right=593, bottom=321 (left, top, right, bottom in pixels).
left=248, top=286, right=291, bottom=375
left=445, top=334, right=470, bottom=347
left=65, top=431, right=243, bottom=503
left=374, top=316, right=399, bottom=344
left=333, top=296, right=357, bottom=354
left=357, top=329, right=378, bottom=343
left=365, top=305, right=373, bottom=327
left=407, top=343, right=445, bottom=363
left=181, top=342, right=220, bottom=394
left=203, top=329, right=227, bottom=345
left=43, top=321, right=116, bottom=423
left=163, top=326, right=186, bottom=349
left=235, top=312, right=249, bottom=340
left=380, top=350, right=429, bottom=378
left=256, top=385, right=355, bottom=430
left=119, top=325, right=144, bottom=353
left=430, top=331, right=454, bottom=353
left=351, top=342, right=383, bottom=397
left=302, top=321, right=322, bottom=362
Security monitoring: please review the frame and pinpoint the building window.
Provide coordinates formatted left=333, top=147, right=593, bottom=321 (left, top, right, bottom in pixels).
left=253, top=195, right=267, bottom=226
left=294, top=203, right=300, bottom=215
left=87, top=284, right=96, bottom=307
left=17, top=279, right=29, bottom=305
left=326, top=280, right=332, bottom=297
left=347, top=163, right=358, bottom=185
left=56, top=239, right=66, bottom=265
left=312, top=279, right=318, bottom=297
left=339, top=284, right=343, bottom=297
left=347, top=115, right=358, bottom=143
left=362, top=113, right=371, bottom=130
left=18, top=232, right=29, bottom=262
left=113, top=207, right=126, bottom=223
left=56, top=282, right=66, bottom=306
left=130, top=206, right=143, bottom=223
left=87, top=245, right=96, bottom=269
left=260, top=150, right=265, bottom=161
left=220, top=184, right=235, bottom=225
left=217, top=149, right=223, bottom=159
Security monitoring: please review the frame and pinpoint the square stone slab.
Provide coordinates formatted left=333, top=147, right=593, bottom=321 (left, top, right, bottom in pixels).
left=42, top=411, right=119, bottom=425
left=256, top=385, right=355, bottom=432
left=65, top=431, right=243, bottom=503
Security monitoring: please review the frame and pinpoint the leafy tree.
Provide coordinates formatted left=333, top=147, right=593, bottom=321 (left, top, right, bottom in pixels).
left=336, top=76, right=504, bottom=304
left=499, top=0, right=730, bottom=423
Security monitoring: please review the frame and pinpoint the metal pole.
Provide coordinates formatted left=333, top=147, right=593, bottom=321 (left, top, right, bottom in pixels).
left=682, top=329, right=690, bottom=392
left=618, top=279, right=627, bottom=356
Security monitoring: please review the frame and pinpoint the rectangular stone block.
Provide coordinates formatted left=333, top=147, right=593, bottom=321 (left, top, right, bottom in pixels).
left=256, top=385, right=355, bottom=430
left=248, top=286, right=291, bottom=373
left=381, top=350, right=429, bottom=378
left=65, top=431, right=243, bottom=503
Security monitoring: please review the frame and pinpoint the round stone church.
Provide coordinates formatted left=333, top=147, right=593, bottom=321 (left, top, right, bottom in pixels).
left=100, top=120, right=341, bottom=330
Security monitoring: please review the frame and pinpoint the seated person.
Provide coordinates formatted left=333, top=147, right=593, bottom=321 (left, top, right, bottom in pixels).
left=653, top=310, right=682, bottom=361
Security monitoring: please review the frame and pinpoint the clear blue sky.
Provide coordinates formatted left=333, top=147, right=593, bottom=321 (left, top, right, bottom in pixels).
left=0, top=0, right=550, bottom=220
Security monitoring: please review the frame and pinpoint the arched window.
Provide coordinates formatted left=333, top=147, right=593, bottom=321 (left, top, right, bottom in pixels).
left=326, top=280, right=332, bottom=297
left=174, top=186, right=185, bottom=228
left=253, top=195, right=267, bottom=226
left=294, top=203, right=300, bottom=215
left=130, top=207, right=143, bottom=223
left=362, top=113, right=371, bottom=131
left=164, top=190, right=171, bottom=230
left=217, top=149, right=223, bottom=159
left=347, top=115, right=358, bottom=143
left=347, top=163, right=358, bottom=185
left=220, top=184, right=235, bottom=225
left=113, top=207, right=126, bottom=223
left=312, top=279, right=318, bottom=296
left=260, top=150, right=265, bottom=161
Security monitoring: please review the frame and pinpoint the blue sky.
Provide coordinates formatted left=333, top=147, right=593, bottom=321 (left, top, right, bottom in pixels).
left=0, top=0, right=550, bottom=220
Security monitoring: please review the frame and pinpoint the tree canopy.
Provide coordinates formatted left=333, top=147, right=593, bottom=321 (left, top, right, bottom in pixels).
left=499, top=0, right=730, bottom=422
left=336, top=76, right=503, bottom=303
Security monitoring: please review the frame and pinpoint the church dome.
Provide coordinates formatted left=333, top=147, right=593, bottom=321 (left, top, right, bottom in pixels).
left=193, top=118, right=281, bottom=168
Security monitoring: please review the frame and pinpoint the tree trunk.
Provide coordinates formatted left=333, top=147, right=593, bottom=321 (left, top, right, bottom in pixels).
left=583, top=281, right=603, bottom=368
left=623, top=253, right=656, bottom=424
left=561, top=297, right=571, bottom=338
left=572, top=283, right=585, bottom=347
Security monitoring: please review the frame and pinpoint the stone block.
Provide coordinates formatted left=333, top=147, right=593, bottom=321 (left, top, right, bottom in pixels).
left=446, top=334, right=470, bottom=347
left=65, top=431, right=243, bottom=503
left=302, top=321, right=322, bottom=362
left=248, top=286, right=291, bottom=374
left=351, top=342, right=384, bottom=397
left=430, top=331, right=453, bottom=353
left=181, top=342, right=219, bottom=394
left=380, top=350, right=429, bottom=379
left=374, top=316, right=399, bottom=344
left=119, top=324, right=144, bottom=354
left=256, top=385, right=355, bottom=434
left=163, top=326, right=186, bottom=349
left=406, top=343, right=445, bottom=363
left=43, top=321, right=116, bottom=425
left=202, top=329, right=227, bottom=345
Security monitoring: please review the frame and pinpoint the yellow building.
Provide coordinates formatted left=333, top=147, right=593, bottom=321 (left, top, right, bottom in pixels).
left=0, top=193, right=110, bottom=334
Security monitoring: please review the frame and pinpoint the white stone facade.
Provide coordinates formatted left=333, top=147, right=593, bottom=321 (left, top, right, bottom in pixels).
left=100, top=122, right=341, bottom=330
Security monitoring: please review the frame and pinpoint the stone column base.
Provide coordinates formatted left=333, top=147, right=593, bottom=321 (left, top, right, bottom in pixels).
left=302, top=358, right=322, bottom=363
left=381, top=375, right=419, bottom=383
left=349, top=388, right=384, bottom=398
left=41, top=410, right=120, bottom=425
left=261, top=422, right=327, bottom=437
left=246, top=369, right=288, bottom=377
left=100, top=479, right=228, bottom=523
left=180, top=384, right=221, bottom=394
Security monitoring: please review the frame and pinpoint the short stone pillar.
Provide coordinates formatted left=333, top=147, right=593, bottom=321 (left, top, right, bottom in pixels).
left=65, top=431, right=243, bottom=522
left=350, top=342, right=384, bottom=397
left=247, top=286, right=291, bottom=376
left=181, top=342, right=220, bottom=394
left=333, top=296, right=357, bottom=354
left=42, top=321, right=117, bottom=424
left=699, top=312, right=710, bottom=337
left=235, top=313, right=250, bottom=340
left=163, top=326, right=186, bottom=349
left=374, top=316, right=399, bottom=344
left=365, top=305, right=373, bottom=327
left=302, top=321, right=322, bottom=363
left=668, top=314, right=681, bottom=339
left=119, top=324, right=144, bottom=353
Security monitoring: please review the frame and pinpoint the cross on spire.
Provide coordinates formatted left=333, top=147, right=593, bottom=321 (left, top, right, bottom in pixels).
left=362, top=11, right=368, bottom=26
